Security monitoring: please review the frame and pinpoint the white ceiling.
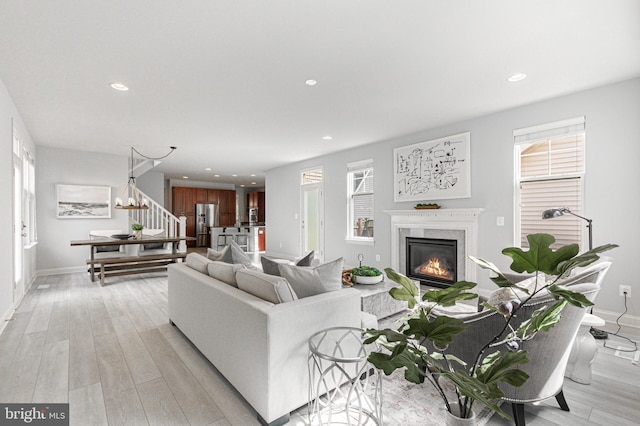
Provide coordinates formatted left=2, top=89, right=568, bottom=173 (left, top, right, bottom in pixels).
left=1, top=1, right=638, bottom=187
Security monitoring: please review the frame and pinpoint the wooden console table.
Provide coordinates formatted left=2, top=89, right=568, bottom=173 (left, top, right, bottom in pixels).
left=71, top=236, right=195, bottom=285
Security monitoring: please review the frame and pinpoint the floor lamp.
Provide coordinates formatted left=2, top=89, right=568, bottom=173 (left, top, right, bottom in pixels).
left=542, top=208, right=607, bottom=339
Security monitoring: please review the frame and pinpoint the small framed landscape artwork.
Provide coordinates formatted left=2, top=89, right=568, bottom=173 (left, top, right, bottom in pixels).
left=394, top=132, right=471, bottom=202
left=56, top=184, right=111, bottom=219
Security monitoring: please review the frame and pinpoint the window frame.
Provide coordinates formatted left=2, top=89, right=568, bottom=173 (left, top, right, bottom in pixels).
left=346, top=159, right=374, bottom=245
left=514, top=117, right=586, bottom=250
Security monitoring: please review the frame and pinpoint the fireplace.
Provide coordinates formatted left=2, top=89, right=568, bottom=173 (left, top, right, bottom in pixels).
left=406, top=237, right=457, bottom=288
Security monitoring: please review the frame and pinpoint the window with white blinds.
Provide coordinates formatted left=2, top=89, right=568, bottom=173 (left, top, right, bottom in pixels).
left=301, top=168, right=323, bottom=185
left=347, top=160, right=374, bottom=241
left=515, top=117, right=585, bottom=250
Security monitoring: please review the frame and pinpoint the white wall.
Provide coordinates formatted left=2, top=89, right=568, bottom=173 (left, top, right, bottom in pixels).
left=136, top=171, right=166, bottom=208
left=266, top=77, right=640, bottom=321
left=36, top=147, right=129, bottom=273
left=0, top=78, right=37, bottom=323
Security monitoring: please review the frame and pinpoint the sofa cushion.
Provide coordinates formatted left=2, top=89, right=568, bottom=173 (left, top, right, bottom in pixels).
left=260, top=256, right=287, bottom=276
left=185, top=253, right=214, bottom=274
left=278, top=257, right=344, bottom=299
left=207, top=246, right=229, bottom=261
left=207, top=261, right=244, bottom=287
left=236, top=269, right=298, bottom=304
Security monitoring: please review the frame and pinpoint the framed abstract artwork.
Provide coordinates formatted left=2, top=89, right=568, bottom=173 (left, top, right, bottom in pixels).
left=56, top=184, right=111, bottom=218
left=394, top=132, right=471, bottom=202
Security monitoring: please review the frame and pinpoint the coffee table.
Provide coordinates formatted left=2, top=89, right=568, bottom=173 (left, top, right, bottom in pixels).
left=351, top=279, right=415, bottom=319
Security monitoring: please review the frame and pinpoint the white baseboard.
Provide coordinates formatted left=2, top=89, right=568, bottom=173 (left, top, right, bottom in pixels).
left=36, top=266, right=86, bottom=276
left=594, top=308, right=640, bottom=336
left=0, top=305, right=16, bottom=336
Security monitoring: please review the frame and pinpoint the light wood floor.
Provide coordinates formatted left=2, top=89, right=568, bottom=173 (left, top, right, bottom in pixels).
left=1, top=272, right=638, bottom=426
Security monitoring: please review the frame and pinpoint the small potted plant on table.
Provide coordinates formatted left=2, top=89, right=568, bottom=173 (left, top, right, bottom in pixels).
left=131, top=223, right=144, bottom=240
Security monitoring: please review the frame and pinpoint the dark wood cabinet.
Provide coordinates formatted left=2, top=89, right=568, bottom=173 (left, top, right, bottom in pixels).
left=172, top=186, right=237, bottom=245
left=247, top=191, right=265, bottom=223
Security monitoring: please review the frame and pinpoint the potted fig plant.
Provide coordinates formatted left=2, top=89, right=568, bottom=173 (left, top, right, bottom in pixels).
left=365, top=233, right=616, bottom=423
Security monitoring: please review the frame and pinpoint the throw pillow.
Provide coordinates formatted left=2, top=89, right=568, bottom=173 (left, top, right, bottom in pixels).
left=236, top=269, right=298, bottom=304
left=207, top=261, right=244, bottom=287
left=185, top=253, right=214, bottom=274
left=296, top=250, right=315, bottom=266
left=278, top=257, right=344, bottom=298
left=228, top=239, right=253, bottom=266
left=207, top=246, right=229, bottom=261
left=260, top=256, right=284, bottom=276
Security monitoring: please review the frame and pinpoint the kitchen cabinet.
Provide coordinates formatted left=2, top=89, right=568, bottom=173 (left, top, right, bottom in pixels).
left=172, top=186, right=237, bottom=246
left=247, top=191, right=266, bottom=223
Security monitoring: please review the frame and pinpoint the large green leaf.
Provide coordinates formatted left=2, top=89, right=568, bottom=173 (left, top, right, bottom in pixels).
left=517, top=301, right=567, bottom=337
left=468, top=256, right=514, bottom=287
left=367, top=345, right=424, bottom=384
left=554, top=243, right=618, bottom=277
left=547, top=285, right=594, bottom=308
left=502, top=234, right=579, bottom=274
left=422, top=281, right=478, bottom=306
left=405, top=311, right=466, bottom=345
left=385, top=268, right=420, bottom=308
left=363, top=328, right=409, bottom=345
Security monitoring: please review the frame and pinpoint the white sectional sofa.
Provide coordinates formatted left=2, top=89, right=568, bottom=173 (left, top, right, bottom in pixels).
left=167, top=254, right=363, bottom=426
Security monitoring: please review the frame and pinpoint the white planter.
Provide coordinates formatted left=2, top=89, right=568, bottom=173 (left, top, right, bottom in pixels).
left=445, top=403, right=476, bottom=426
left=353, top=275, right=383, bottom=285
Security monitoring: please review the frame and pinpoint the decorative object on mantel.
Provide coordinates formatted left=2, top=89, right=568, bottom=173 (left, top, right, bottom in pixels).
left=415, top=203, right=441, bottom=210
left=394, top=132, right=471, bottom=202
left=131, top=223, right=144, bottom=240
left=56, top=184, right=112, bottom=219
left=365, top=233, right=617, bottom=423
left=115, top=146, right=177, bottom=210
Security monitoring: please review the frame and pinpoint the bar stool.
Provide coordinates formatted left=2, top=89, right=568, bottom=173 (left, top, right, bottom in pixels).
left=235, top=229, right=249, bottom=251
left=217, top=228, right=236, bottom=249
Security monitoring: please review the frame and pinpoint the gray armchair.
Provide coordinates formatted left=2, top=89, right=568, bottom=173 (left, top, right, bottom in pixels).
left=442, top=282, right=600, bottom=425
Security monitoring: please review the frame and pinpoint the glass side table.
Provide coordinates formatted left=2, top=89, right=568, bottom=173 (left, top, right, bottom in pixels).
left=308, top=327, right=382, bottom=425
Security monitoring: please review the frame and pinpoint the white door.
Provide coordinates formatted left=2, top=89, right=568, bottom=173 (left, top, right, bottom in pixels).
left=301, top=182, right=324, bottom=261
left=12, top=130, right=24, bottom=305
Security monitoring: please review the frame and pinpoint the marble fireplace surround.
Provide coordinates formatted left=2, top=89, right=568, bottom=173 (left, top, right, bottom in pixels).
left=384, top=208, right=484, bottom=284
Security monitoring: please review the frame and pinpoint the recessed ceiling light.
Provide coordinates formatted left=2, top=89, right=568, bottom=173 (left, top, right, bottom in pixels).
left=240, top=184, right=245, bottom=187
left=250, top=174, right=256, bottom=177
left=232, top=174, right=238, bottom=177
left=305, top=79, right=317, bottom=86
left=110, top=82, right=129, bottom=91
left=214, top=174, right=220, bottom=177
left=251, top=182, right=257, bottom=185
left=182, top=176, right=189, bottom=179
left=205, top=167, right=212, bottom=171
left=507, top=73, right=527, bottom=82
left=322, top=135, right=333, bottom=140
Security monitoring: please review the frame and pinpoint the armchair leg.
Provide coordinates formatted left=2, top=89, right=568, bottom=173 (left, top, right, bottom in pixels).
left=511, top=403, right=525, bottom=426
left=555, top=390, right=570, bottom=411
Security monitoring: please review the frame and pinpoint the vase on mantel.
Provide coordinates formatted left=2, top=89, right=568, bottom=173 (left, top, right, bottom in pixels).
left=134, top=230, right=142, bottom=240
left=445, top=403, right=476, bottom=426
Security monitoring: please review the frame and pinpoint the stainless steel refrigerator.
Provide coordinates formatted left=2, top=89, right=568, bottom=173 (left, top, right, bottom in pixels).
left=195, top=203, right=220, bottom=247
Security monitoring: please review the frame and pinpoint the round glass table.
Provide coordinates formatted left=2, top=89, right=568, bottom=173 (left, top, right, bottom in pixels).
left=308, top=327, right=382, bottom=425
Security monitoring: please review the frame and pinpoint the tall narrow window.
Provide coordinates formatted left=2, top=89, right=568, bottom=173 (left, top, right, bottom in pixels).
left=347, top=160, right=374, bottom=242
left=515, top=117, right=585, bottom=249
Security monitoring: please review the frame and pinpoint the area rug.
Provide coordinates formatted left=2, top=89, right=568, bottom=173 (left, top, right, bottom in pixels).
left=291, top=366, right=498, bottom=425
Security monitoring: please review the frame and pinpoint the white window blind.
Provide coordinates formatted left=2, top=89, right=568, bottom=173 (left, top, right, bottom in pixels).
left=301, top=168, right=323, bottom=185
left=515, top=117, right=585, bottom=250
left=347, top=160, right=374, bottom=240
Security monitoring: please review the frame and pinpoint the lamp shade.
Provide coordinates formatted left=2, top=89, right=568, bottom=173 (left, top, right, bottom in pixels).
left=542, top=208, right=568, bottom=219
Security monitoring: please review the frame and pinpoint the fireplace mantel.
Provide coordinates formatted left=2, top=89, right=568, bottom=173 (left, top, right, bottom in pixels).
left=384, top=208, right=484, bottom=283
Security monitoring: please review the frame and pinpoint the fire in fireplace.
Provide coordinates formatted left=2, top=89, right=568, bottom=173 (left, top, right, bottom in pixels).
left=406, top=237, right=457, bottom=288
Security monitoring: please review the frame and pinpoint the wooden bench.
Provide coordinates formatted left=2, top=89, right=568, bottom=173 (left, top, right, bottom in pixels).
left=86, top=253, right=187, bottom=286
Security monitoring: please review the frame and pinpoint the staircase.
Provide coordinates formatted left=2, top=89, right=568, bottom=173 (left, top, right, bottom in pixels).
left=126, top=158, right=187, bottom=248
